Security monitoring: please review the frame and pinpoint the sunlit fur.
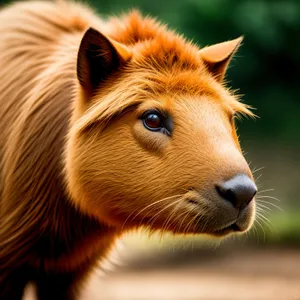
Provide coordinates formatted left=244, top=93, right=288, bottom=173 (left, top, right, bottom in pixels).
left=0, top=1, right=255, bottom=298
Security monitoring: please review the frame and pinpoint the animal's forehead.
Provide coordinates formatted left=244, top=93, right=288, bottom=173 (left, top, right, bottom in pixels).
left=107, top=10, right=235, bottom=102
left=107, top=10, right=205, bottom=72
left=122, top=66, right=252, bottom=118
left=133, top=36, right=204, bottom=72
left=131, top=72, right=251, bottom=121
left=128, top=67, right=228, bottom=105
left=154, top=93, right=231, bottom=116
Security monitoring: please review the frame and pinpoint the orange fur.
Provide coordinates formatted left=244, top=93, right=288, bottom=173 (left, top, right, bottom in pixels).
left=0, top=1, right=255, bottom=299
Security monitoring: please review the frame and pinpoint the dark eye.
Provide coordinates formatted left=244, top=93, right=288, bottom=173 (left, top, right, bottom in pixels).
left=141, top=110, right=173, bottom=136
left=144, top=112, right=162, bottom=130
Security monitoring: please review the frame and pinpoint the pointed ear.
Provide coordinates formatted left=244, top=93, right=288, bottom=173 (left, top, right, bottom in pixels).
left=199, top=37, right=243, bottom=82
left=77, top=27, right=132, bottom=94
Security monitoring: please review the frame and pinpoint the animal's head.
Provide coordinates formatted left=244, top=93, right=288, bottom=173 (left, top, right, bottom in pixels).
left=66, top=12, right=257, bottom=237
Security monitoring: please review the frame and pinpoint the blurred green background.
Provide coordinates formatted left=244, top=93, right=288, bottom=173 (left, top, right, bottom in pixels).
left=83, top=0, right=300, bottom=246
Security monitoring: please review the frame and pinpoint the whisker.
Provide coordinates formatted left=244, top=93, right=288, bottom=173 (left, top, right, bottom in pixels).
left=181, top=208, right=199, bottom=234
left=250, top=223, right=260, bottom=245
left=139, top=196, right=183, bottom=227
left=255, top=173, right=263, bottom=182
left=256, top=214, right=273, bottom=233
left=256, top=211, right=272, bottom=225
left=160, top=199, right=183, bottom=235
left=256, top=208, right=271, bottom=218
left=171, top=209, right=192, bottom=233
left=136, top=194, right=182, bottom=219
left=256, top=203, right=272, bottom=211
left=172, top=207, right=200, bottom=234
left=121, top=194, right=182, bottom=230
left=185, top=210, right=203, bottom=234
left=180, top=209, right=196, bottom=234
left=257, top=188, right=274, bottom=194
left=251, top=223, right=258, bottom=239
left=186, top=206, right=210, bottom=234
left=256, top=199, right=283, bottom=211
left=144, top=197, right=183, bottom=230
left=256, top=195, right=280, bottom=202
left=252, top=166, right=265, bottom=174
left=255, top=218, right=266, bottom=242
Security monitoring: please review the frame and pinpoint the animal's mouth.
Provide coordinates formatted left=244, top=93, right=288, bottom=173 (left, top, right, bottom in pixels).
left=211, top=223, right=241, bottom=236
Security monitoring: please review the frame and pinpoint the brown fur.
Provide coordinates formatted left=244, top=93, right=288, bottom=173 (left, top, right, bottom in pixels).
left=0, top=1, right=255, bottom=299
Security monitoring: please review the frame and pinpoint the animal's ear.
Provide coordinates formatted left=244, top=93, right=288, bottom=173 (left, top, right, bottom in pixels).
left=199, top=37, right=243, bottom=82
left=77, top=27, right=132, bottom=94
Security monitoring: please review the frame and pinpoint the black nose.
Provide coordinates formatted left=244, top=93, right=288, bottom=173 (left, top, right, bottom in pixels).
left=216, top=174, right=257, bottom=210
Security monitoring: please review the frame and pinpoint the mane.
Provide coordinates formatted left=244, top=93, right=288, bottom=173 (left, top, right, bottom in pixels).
left=107, top=11, right=203, bottom=71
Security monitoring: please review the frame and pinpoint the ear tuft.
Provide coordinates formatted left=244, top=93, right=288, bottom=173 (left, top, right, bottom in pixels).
left=199, top=36, right=243, bottom=82
left=77, top=28, right=132, bottom=93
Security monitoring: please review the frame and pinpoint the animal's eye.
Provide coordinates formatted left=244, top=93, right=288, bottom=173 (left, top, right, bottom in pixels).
left=144, top=112, right=162, bottom=130
left=141, top=110, right=173, bottom=136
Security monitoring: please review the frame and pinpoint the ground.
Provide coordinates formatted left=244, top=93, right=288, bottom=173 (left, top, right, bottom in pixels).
left=85, top=247, right=300, bottom=300
left=24, top=246, right=300, bottom=300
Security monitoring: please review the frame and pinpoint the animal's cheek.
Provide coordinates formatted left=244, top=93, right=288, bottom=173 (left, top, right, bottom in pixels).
left=132, top=121, right=170, bottom=154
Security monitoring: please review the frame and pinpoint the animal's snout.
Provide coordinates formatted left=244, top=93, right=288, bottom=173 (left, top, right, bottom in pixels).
left=216, top=174, right=257, bottom=211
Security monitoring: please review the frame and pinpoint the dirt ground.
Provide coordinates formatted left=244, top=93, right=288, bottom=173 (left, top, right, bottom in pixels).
left=24, top=248, right=300, bottom=300
left=85, top=247, right=300, bottom=300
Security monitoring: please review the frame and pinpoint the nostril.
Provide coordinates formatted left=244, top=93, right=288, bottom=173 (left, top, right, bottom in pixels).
left=216, top=174, right=257, bottom=210
left=216, top=185, right=236, bottom=205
